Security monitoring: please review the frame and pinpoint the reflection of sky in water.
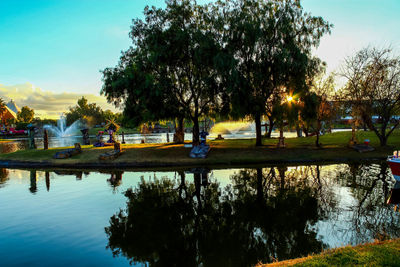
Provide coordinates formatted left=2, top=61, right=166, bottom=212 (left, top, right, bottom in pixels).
left=0, top=163, right=398, bottom=266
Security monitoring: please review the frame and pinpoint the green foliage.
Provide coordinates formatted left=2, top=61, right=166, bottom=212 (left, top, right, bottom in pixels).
left=101, top=0, right=226, bottom=144
left=340, top=47, right=400, bottom=146
left=65, top=97, right=103, bottom=126
left=218, top=0, right=331, bottom=145
left=17, top=106, right=35, bottom=123
left=0, top=98, right=6, bottom=120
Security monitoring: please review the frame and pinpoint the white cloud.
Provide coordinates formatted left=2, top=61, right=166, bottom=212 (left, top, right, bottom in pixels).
left=0, top=82, right=119, bottom=119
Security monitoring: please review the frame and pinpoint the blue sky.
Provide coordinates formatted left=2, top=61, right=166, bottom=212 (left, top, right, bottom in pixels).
left=0, top=0, right=399, bottom=118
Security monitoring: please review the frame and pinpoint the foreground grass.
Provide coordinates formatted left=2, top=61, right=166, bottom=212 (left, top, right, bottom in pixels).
left=0, top=130, right=399, bottom=167
left=263, top=239, right=400, bottom=266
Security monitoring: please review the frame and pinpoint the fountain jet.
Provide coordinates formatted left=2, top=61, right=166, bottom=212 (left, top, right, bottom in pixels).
left=44, top=115, right=81, bottom=138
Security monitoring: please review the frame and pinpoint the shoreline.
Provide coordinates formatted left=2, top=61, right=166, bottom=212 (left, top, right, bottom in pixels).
left=0, top=157, right=388, bottom=170
left=0, top=131, right=397, bottom=170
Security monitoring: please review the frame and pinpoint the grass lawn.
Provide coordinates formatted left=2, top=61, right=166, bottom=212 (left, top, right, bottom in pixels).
left=263, top=239, right=400, bottom=266
left=0, top=130, right=399, bottom=168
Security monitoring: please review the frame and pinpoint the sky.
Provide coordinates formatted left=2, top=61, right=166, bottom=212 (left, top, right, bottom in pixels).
left=0, top=0, right=399, bottom=118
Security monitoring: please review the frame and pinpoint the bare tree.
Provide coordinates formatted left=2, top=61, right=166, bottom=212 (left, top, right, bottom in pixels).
left=340, top=47, right=400, bottom=146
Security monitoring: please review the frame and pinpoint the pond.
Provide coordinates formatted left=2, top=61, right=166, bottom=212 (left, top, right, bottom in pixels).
left=0, top=162, right=399, bottom=266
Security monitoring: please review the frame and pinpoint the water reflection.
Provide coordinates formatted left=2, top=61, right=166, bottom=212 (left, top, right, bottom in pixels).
left=0, top=163, right=399, bottom=266
left=0, top=168, right=9, bottom=188
left=29, top=170, right=37, bottom=194
left=107, top=171, right=124, bottom=193
left=105, top=167, right=329, bottom=265
left=334, top=163, right=400, bottom=243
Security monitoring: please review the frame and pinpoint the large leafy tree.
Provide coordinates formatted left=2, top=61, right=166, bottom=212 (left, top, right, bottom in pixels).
left=102, top=0, right=226, bottom=144
left=301, top=73, right=336, bottom=147
left=17, top=106, right=35, bottom=123
left=219, top=0, right=331, bottom=146
left=65, top=97, right=103, bottom=126
left=340, top=47, right=400, bottom=146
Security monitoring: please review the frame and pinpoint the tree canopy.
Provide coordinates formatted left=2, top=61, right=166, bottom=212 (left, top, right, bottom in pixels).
left=17, top=106, right=35, bottom=123
left=101, top=0, right=330, bottom=145
left=102, top=0, right=226, bottom=144
left=340, top=47, right=400, bottom=146
left=219, top=0, right=331, bottom=145
left=65, top=96, right=104, bottom=126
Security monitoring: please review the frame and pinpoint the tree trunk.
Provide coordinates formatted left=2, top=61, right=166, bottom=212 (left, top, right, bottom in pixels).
left=255, top=113, right=262, bottom=146
left=296, top=124, right=302, bottom=137
left=303, top=126, right=309, bottom=137
left=192, top=116, right=200, bottom=145
left=379, top=135, right=387, bottom=146
left=316, top=121, right=321, bottom=147
left=379, top=121, right=388, bottom=146
left=316, top=132, right=320, bottom=147
left=267, top=116, right=274, bottom=138
left=173, top=117, right=185, bottom=144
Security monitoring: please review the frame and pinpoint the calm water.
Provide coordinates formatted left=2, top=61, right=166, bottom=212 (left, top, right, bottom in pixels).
left=0, top=163, right=399, bottom=266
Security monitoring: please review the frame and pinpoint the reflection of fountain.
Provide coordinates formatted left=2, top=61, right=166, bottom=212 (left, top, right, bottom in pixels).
left=44, top=115, right=81, bottom=138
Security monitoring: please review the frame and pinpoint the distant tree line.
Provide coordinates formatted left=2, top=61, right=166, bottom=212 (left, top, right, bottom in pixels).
left=0, top=98, right=35, bottom=128
left=65, top=96, right=122, bottom=127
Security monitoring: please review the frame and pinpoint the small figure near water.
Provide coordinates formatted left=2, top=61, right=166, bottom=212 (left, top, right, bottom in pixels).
left=81, top=128, right=90, bottom=145
left=43, top=129, right=49, bottom=150
left=27, top=123, right=36, bottom=149
left=189, top=131, right=210, bottom=158
left=104, top=120, right=120, bottom=144
left=93, top=131, right=105, bottom=147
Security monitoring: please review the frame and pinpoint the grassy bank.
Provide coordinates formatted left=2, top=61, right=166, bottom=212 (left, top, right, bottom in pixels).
left=263, top=239, right=400, bottom=266
left=0, top=130, right=399, bottom=168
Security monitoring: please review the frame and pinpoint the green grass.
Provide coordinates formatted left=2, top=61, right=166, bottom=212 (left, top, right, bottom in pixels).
left=1, top=130, right=399, bottom=167
left=264, top=239, right=400, bottom=266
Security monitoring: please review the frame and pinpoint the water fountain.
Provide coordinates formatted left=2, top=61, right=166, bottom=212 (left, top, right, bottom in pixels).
left=209, top=121, right=255, bottom=139
left=44, top=115, right=81, bottom=138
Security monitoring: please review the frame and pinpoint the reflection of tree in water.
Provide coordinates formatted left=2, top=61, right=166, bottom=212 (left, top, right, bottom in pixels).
left=335, top=162, right=400, bottom=244
left=29, top=170, right=37, bottom=194
left=107, top=171, right=124, bottom=193
left=230, top=167, right=331, bottom=261
left=105, top=167, right=329, bottom=266
left=0, top=168, right=9, bottom=188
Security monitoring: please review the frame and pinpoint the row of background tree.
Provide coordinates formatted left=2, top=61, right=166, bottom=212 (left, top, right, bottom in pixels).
left=0, top=98, right=35, bottom=128
left=0, top=96, right=123, bottom=131
left=101, top=0, right=400, bottom=147
left=64, top=96, right=123, bottom=128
